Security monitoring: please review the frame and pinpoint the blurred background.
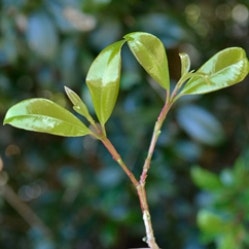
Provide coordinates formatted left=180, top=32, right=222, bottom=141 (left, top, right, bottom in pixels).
left=0, top=0, right=248, bottom=248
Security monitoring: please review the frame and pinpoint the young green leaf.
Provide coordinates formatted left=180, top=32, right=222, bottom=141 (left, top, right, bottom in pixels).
left=179, top=52, right=191, bottom=77
left=124, top=32, right=170, bottom=91
left=3, top=98, right=90, bottom=137
left=181, top=47, right=248, bottom=95
left=86, top=40, right=125, bottom=125
left=64, top=86, right=95, bottom=124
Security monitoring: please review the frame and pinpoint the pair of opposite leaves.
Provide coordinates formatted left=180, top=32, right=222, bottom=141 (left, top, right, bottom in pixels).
left=3, top=32, right=249, bottom=137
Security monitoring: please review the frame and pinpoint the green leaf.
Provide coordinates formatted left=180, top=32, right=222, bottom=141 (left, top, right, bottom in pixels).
left=181, top=47, right=249, bottom=95
left=218, top=233, right=239, bottom=249
left=64, top=86, right=94, bottom=124
left=3, top=98, right=90, bottom=137
left=197, top=210, right=230, bottom=236
left=179, top=52, right=191, bottom=76
left=124, top=32, right=170, bottom=90
left=191, top=166, right=222, bottom=191
left=86, top=40, right=125, bottom=125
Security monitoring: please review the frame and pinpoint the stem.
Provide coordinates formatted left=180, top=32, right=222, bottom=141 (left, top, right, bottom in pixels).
left=100, top=92, right=177, bottom=249
left=0, top=182, right=52, bottom=238
left=137, top=185, right=160, bottom=249
left=101, top=137, right=139, bottom=188
left=140, top=100, right=173, bottom=185
left=137, top=99, right=174, bottom=249
left=101, top=137, right=159, bottom=248
left=100, top=95, right=175, bottom=248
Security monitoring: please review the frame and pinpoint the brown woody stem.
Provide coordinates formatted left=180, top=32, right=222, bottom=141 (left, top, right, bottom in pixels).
left=101, top=137, right=160, bottom=248
left=100, top=97, right=174, bottom=249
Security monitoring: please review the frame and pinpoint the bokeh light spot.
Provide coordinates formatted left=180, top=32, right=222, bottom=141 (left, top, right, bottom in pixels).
left=5, top=144, right=21, bottom=157
left=232, top=4, right=249, bottom=24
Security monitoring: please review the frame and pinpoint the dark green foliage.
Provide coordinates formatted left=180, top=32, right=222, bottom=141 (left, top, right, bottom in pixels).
left=192, top=150, right=249, bottom=249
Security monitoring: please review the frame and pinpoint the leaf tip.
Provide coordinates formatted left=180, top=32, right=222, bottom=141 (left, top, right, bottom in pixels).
left=3, top=110, right=11, bottom=126
left=64, top=85, right=71, bottom=95
left=3, top=118, right=8, bottom=126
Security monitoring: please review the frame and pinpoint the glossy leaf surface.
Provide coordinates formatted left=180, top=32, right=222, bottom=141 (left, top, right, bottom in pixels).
left=181, top=47, right=248, bottom=95
left=4, top=98, right=90, bottom=137
left=64, top=86, right=94, bottom=124
left=124, top=32, right=170, bottom=90
left=86, top=40, right=125, bottom=125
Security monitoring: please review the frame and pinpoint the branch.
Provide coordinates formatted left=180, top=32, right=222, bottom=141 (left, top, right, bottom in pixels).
left=0, top=180, right=52, bottom=238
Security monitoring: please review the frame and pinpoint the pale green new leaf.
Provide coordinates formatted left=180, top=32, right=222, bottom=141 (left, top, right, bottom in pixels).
left=4, top=98, right=90, bottom=137
left=86, top=40, right=125, bottom=125
left=181, top=47, right=248, bottom=95
left=124, top=32, right=170, bottom=90
left=179, top=52, right=191, bottom=76
left=64, top=86, right=94, bottom=124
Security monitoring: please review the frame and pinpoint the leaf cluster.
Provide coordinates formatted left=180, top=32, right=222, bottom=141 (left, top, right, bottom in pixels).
left=3, top=32, right=248, bottom=139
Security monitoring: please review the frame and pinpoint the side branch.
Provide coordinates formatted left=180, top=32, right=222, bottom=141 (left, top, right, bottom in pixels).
left=140, top=101, right=173, bottom=185
left=101, top=137, right=139, bottom=188
left=0, top=182, right=52, bottom=238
